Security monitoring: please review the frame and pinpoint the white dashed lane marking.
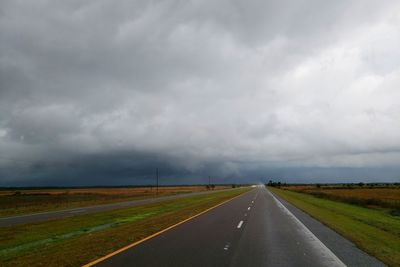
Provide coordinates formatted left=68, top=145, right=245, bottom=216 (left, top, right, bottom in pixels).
left=223, top=242, right=231, bottom=251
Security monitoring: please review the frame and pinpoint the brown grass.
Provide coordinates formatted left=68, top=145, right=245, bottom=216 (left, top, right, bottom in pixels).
left=0, top=186, right=229, bottom=196
left=281, top=185, right=400, bottom=213
left=0, top=186, right=230, bottom=217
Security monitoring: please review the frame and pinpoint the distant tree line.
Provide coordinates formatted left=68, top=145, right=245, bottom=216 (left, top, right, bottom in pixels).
left=266, top=180, right=287, bottom=187
left=264, top=181, right=400, bottom=189
left=205, top=184, right=239, bottom=190
left=206, top=184, right=215, bottom=190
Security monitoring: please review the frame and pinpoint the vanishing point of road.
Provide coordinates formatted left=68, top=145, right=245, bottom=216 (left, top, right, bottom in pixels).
left=91, top=185, right=385, bottom=267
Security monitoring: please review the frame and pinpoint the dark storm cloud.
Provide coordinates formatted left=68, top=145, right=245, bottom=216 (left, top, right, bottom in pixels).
left=1, top=0, right=400, bottom=185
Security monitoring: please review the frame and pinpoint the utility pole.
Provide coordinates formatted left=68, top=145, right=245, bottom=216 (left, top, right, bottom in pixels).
left=156, top=168, right=159, bottom=196
left=208, top=176, right=211, bottom=188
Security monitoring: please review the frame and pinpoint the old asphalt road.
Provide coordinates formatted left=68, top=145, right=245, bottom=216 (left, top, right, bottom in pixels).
left=0, top=189, right=233, bottom=227
left=93, top=185, right=385, bottom=267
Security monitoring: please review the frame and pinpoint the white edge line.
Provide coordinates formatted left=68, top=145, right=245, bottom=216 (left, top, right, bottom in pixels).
left=267, top=189, right=346, bottom=267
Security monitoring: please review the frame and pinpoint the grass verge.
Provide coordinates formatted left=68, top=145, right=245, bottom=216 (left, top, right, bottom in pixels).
left=269, top=187, right=400, bottom=267
left=280, top=185, right=400, bottom=214
left=0, top=187, right=250, bottom=267
left=0, top=186, right=230, bottom=218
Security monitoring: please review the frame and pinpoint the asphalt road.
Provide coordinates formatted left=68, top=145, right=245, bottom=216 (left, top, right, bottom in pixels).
left=95, top=185, right=385, bottom=267
left=0, top=189, right=232, bottom=227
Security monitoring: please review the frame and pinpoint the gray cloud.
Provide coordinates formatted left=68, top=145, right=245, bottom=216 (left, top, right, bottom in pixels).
left=1, top=0, right=400, bottom=185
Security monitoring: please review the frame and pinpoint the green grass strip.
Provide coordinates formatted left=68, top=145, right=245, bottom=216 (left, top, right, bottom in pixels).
left=270, top=187, right=400, bottom=267
left=0, top=187, right=249, bottom=267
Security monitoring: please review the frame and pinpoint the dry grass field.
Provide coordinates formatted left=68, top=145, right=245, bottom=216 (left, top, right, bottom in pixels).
left=0, top=185, right=230, bottom=217
left=281, top=185, right=400, bottom=214
left=0, top=186, right=226, bottom=196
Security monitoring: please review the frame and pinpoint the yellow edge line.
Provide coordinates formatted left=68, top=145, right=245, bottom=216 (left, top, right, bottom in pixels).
left=82, top=189, right=252, bottom=267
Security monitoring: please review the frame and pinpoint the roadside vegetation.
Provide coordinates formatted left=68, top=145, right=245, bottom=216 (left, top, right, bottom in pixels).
left=270, top=182, right=400, bottom=215
left=269, top=186, right=400, bottom=266
left=0, top=187, right=249, bottom=267
left=0, top=185, right=230, bottom=218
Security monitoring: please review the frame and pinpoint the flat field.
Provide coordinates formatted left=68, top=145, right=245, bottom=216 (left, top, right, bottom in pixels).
left=0, top=187, right=249, bottom=267
left=281, top=185, right=400, bottom=213
left=0, top=185, right=230, bottom=218
left=270, top=187, right=400, bottom=266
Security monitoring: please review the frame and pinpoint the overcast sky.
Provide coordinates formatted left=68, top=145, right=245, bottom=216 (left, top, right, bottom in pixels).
left=1, top=0, right=400, bottom=186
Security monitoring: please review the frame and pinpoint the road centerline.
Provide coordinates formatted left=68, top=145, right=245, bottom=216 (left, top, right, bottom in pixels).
left=83, top=188, right=255, bottom=267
